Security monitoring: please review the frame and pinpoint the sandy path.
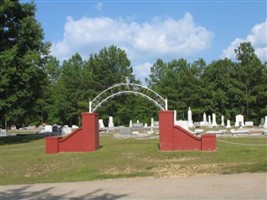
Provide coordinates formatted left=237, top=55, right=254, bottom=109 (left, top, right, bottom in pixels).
left=1, top=173, right=266, bottom=200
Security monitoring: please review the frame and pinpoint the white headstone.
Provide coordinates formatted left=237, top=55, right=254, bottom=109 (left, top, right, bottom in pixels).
left=245, top=121, right=253, bottom=127
left=174, top=110, right=177, bottom=123
left=154, top=121, right=159, bottom=127
left=203, top=112, right=207, bottom=122
left=212, top=113, right=217, bottom=127
left=235, top=115, right=244, bottom=127
left=62, top=125, right=72, bottom=135
left=108, top=116, right=114, bottom=128
left=137, top=120, right=139, bottom=123
left=188, top=107, right=194, bottom=128
left=263, top=116, right=267, bottom=129
left=150, top=118, right=155, bottom=127
left=200, top=121, right=208, bottom=127
left=44, top=125, right=52, bottom=133
left=226, top=120, right=231, bottom=128
left=144, top=123, right=148, bottom=128
left=99, top=119, right=105, bottom=129
left=208, top=115, right=211, bottom=125
left=129, top=120, right=132, bottom=128
left=175, top=120, right=190, bottom=131
left=221, top=115, right=225, bottom=126
left=71, top=125, right=78, bottom=129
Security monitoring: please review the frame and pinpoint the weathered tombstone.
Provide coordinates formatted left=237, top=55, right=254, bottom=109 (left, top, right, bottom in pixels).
left=108, top=116, right=114, bottom=128
left=99, top=119, right=105, bottom=129
left=62, top=125, right=72, bottom=135
left=221, top=115, right=225, bottom=126
left=200, top=121, right=208, bottom=127
left=188, top=107, right=194, bottom=128
left=129, top=120, right=132, bottom=128
left=175, top=120, right=189, bottom=131
left=203, top=112, right=207, bottom=123
left=226, top=120, right=231, bottom=128
left=235, top=115, right=244, bottom=127
left=212, top=113, right=217, bottom=127
left=132, top=123, right=143, bottom=128
left=208, top=115, right=211, bottom=126
left=120, top=128, right=131, bottom=136
left=263, top=116, right=267, bottom=129
left=52, top=125, right=58, bottom=132
left=200, top=112, right=208, bottom=127
left=11, top=125, right=17, bottom=130
left=44, top=125, right=52, bottom=133
left=0, top=129, right=7, bottom=137
left=151, top=118, right=154, bottom=127
left=72, top=125, right=78, bottom=130
left=245, top=121, right=254, bottom=127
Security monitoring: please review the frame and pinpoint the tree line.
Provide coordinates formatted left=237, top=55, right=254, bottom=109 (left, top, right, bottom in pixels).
left=0, top=0, right=266, bottom=128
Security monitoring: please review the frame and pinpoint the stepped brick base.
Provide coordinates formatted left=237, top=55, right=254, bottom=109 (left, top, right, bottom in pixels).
left=46, top=113, right=99, bottom=154
left=159, top=110, right=216, bottom=151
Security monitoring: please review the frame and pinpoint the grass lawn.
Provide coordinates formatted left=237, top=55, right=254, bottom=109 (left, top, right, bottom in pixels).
left=1, top=134, right=267, bottom=185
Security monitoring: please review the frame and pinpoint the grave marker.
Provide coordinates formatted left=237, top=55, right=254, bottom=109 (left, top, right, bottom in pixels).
left=235, top=115, right=244, bottom=127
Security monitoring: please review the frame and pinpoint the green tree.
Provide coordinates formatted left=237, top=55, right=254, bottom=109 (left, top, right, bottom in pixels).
left=0, top=0, right=50, bottom=127
left=87, top=46, right=135, bottom=123
left=234, top=42, right=266, bottom=122
left=146, top=58, right=166, bottom=88
left=56, top=53, right=85, bottom=125
left=202, top=59, right=236, bottom=119
left=41, top=56, right=61, bottom=124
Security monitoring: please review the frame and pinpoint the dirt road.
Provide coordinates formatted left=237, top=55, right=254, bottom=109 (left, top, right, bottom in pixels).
left=1, top=173, right=266, bottom=200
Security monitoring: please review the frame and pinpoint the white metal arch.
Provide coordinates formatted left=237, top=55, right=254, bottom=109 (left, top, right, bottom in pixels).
left=89, top=83, right=168, bottom=112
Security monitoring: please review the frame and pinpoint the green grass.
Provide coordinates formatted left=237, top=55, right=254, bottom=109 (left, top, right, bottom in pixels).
left=1, top=135, right=267, bottom=185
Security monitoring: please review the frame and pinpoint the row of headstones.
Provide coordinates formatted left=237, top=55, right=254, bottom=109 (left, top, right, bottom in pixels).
left=99, top=117, right=159, bottom=129
left=0, top=124, right=79, bottom=136
left=187, top=107, right=267, bottom=128
left=40, top=124, right=79, bottom=134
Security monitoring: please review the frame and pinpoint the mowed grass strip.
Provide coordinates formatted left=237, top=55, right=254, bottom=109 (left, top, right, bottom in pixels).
left=1, top=135, right=266, bottom=185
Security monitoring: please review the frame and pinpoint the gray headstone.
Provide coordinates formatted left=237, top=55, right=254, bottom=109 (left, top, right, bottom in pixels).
left=132, top=123, right=143, bottom=128
left=0, top=129, right=7, bottom=137
left=120, top=128, right=131, bottom=135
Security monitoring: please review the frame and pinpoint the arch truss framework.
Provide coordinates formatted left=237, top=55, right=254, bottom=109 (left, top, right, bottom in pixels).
left=89, top=83, right=168, bottom=113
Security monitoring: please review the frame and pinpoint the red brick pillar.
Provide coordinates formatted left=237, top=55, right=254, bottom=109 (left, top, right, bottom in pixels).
left=46, top=137, right=60, bottom=154
left=82, top=112, right=99, bottom=151
left=159, top=110, right=174, bottom=150
left=201, top=134, right=216, bottom=151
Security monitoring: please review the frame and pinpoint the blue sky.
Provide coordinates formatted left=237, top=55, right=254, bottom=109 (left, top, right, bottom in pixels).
left=22, top=0, right=266, bottom=83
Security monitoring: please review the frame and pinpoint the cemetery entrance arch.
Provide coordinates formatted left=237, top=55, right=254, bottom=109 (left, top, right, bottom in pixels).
left=89, top=83, right=168, bottom=112
left=46, top=83, right=217, bottom=154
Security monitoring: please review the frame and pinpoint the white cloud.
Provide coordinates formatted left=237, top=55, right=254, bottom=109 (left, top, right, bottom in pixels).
left=221, top=20, right=267, bottom=61
left=51, top=13, right=213, bottom=81
left=133, top=62, right=152, bottom=84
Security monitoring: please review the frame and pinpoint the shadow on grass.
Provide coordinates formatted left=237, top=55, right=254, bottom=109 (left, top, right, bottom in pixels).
left=1, top=185, right=128, bottom=200
left=0, top=133, right=53, bottom=146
